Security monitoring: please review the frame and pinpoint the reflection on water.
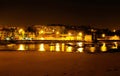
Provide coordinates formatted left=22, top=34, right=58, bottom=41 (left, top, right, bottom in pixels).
left=66, top=43, right=73, bottom=52
left=77, top=42, right=84, bottom=52
left=66, top=46, right=72, bottom=52
left=50, top=43, right=55, bottom=51
left=112, top=42, right=118, bottom=49
left=1, top=41, right=120, bottom=53
left=77, top=48, right=84, bottom=52
left=55, top=43, right=60, bottom=52
left=101, top=43, right=107, bottom=52
left=77, top=42, right=83, bottom=47
left=90, top=46, right=96, bottom=52
left=39, top=43, right=45, bottom=51
left=61, top=43, right=65, bottom=52
left=18, top=44, right=25, bottom=51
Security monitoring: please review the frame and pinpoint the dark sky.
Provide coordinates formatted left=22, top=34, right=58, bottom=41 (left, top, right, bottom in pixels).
left=0, top=0, right=120, bottom=29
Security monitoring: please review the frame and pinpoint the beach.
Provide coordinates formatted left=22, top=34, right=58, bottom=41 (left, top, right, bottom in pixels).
left=0, top=51, right=120, bottom=76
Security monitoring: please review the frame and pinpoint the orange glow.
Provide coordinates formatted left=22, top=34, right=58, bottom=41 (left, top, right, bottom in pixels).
left=77, top=48, right=84, bottom=53
left=55, top=43, right=60, bottom=52
left=39, top=37, right=44, bottom=40
left=68, top=32, right=72, bottom=36
left=77, top=42, right=83, bottom=47
left=50, top=43, right=55, bottom=51
left=101, top=43, right=107, bottom=52
left=18, top=28, right=25, bottom=36
left=110, top=35, right=119, bottom=40
left=102, top=34, right=105, bottom=38
left=113, top=29, right=116, bottom=32
left=39, top=30, right=44, bottom=34
left=78, top=32, right=82, bottom=36
left=112, top=42, right=118, bottom=49
left=61, top=43, right=65, bottom=52
left=66, top=46, right=72, bottom=52
left=18, top=44, right=25, bottom=51
left=90, top=46, right=96, bottom=52
left=39, top=43, right=45, bottom=51
left=19, top=29, right=24, bottom=33
left=56, top=31, right=60, bottom=35
left=84, top=35, right=92, bottom=42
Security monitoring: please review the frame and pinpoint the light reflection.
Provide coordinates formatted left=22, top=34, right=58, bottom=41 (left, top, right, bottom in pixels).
left=18, top=44, right=25, bottom=50
left=77, top=42, right=84, bottom=52
left=55, top=43, right=60, bottom=52
left=77, top=42, right=83, bottom=47
left=39, top=43, right=45, bottom=51
left=62, top=43, right=65, bottom=52
left=29, top=44, right=35, bottom=50
left=112, top=42, right=118, bottom=49
left=90, top=46, right=96, bottom=52
left=101, top=43, right=107, bottom=52
left=77, top=48, right=84, bottom=53
left=50, top=43, right=55, bottom=51
left=66, top=46, right=72, bottom=52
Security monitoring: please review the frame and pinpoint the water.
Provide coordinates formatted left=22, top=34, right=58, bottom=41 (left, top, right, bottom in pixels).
left=0, top=42, right=119, bottom=53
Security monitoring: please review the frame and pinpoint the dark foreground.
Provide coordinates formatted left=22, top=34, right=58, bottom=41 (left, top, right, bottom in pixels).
left=0, top=51, right=120, bottom=76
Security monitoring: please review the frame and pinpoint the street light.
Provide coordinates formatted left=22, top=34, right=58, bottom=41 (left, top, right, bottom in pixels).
left=102, top=33, right=105, bottom=38
left=56, top=31, right=59, bottom=35
left=78, top=32, right=82, bottom=36
left=39, top=30, right=44, bottom=34
left=68, top=32, right=72, bottom=36
left=67, top=32, right=72, bottom=40
left=19, top=28, right=24, bottom=34
left=18, top=28, right=25, bottom=39
left=113, top=29, right=116, bottom=32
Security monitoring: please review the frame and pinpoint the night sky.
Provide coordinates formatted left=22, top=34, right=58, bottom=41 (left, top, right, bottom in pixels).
left=0, top=0, right=120, bottom=29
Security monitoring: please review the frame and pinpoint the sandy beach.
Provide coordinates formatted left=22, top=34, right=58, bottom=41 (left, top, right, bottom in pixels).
left=0, top=51, right=120, bottom=76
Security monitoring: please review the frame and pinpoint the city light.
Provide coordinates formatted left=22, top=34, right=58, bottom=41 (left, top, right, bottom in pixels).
left=19, top=28, right=24, bottom=33
left=102, top=33, right=105, bottom=38
left=78, top=32, right=82, bottom=36
left=1, top=24, right=120, bottom=53
left=113, top=29, right=116, bottom=32
left=77, top=32, right=83, bottom=40
left=68, top=32, right=72, bottom=36
left=39, top=30, right=44, bottom=34
left=56, top=31, right=60, bottom=35
left=109, top=35, right=119, bottom=40
left=39, top=37, right=44, bottom=40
